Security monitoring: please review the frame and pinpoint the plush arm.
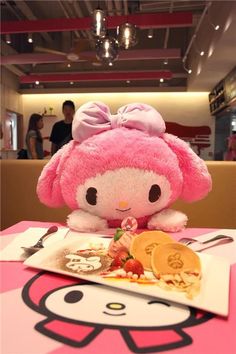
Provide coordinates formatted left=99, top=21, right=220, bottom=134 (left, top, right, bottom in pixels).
left=67, top=210, right=108, bottom=232
left=147, top=209, right=188, bottom=232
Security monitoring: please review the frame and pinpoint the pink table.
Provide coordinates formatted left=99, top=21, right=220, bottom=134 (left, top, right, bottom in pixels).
left=1, top=221, right=236, bottom=354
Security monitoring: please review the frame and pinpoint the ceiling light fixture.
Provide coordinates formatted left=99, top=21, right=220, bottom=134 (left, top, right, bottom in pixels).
left=160, top=78, right=164, bottom=83
left=213, top=24, right=220, bottom=31
left=181, top=2, right=211, bottom=78
left=126, top=80, right=130, bottom=84
left=70, top=81, right=74, bottom=85
left=194, top=41, right=205, bottom=56
left=117, top=23, right=138, bottom=49
left=163, top=59, right=168, bottom=65
left=91, top=7, right=138, bottom=65
left=147, top=28, right=154, bottom=39
left=6, top=34, right=11, bottom=44
left=96, top=36, right=119, bottom=64
left=207, top=10, right=220, bottom=31
left=27, top=33, right=33, bottom=43
left=35, top=81, right=39, bottom=85
left=92, top=8, right=106, bottom=37
left=67, top=63, right=71, bottom=68
left=183, top=61, right=192, bottom=74
left=195, top=47, right=205, bottom=56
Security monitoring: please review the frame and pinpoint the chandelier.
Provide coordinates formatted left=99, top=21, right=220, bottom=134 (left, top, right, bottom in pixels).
left=92, top=7, right=138, bottom=65
left=92, top=8, right=106, bottom=37
left=117, top=23, right=138, bottom=50
left=96, top=36, right=119, bottom=64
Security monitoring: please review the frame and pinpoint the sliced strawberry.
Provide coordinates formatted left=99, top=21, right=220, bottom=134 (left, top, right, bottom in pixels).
left=111, top=257, right=123, bottom=268
left=111, top=250, right=130, bottom=268
left=123, top=259, right=144, bottom=276
left=117, top=249, right=130, bottom=260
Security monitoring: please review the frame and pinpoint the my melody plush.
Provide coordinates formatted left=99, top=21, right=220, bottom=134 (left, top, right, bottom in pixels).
left=37, top=101, right=212, bottom=232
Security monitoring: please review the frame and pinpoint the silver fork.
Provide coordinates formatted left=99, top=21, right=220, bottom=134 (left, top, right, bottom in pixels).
left=179, top=234, right=234, bottom=247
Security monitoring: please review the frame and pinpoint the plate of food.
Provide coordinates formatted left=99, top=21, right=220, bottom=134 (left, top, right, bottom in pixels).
left=24, top=224, right=230, bottom=317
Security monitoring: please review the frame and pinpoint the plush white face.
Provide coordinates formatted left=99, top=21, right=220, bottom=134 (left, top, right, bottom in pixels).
left=76, top=168, right=172, bottom=219
left=45, top=284, right=190, bottom=327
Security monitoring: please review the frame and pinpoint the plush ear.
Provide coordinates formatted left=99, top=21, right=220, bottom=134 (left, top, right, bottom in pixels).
left=162, top=133, right=212, bottom=202
left=37, top=141, right=75, bottom=207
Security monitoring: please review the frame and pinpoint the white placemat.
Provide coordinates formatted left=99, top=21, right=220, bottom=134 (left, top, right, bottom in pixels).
left=187, top=229, right=236, bottom=264
left=0, top=227, right=69, bottom=261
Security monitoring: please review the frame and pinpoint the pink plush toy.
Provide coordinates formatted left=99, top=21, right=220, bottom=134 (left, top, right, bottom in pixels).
left=37, top=102, right=212, bottom=232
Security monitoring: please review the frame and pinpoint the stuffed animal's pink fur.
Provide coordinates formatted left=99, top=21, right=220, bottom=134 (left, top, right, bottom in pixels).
left=37, top=102, right=212, bottom=232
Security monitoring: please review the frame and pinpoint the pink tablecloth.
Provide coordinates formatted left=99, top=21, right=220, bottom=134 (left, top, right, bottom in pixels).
left=0, top=221, right=236, bottom=354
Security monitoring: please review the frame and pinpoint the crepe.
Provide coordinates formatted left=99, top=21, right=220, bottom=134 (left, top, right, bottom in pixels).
left=130, top=231, right=174, bottom=270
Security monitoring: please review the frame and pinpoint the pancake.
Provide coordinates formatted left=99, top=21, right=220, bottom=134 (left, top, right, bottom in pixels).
left=151, top=243, right=201, bottom=299
left=130, top=231, right=174, bottom=270
left=151, top=243, right=201, bottom=275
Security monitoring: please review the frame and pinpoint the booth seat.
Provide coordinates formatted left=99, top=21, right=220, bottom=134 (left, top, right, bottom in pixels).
left=1, top=160, right=236, bottom=230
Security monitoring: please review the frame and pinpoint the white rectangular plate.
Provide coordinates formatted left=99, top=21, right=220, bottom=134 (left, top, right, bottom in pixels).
left=24, top=235, right=231, bottom=316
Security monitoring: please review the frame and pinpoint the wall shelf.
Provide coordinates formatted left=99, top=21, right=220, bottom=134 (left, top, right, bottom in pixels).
left=209, top=80, right=225, bottom=116
left=209, top=67, right=236, bottom=116
left=209, top=91, right=225, bottom=104
left=210, top=103, right=228, bottom=116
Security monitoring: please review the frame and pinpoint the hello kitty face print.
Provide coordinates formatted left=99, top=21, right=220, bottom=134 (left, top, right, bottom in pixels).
left=22, top=272, right=214, bottom=352
left=45, top=284, right=191, bottom=327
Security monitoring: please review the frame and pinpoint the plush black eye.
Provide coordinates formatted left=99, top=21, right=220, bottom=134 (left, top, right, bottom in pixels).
left=64, top=290, right=83, bottom=303
left=86, top=187, right=97, bottom=205
left=148, top=300, right=170, bottom=307
left=149, top=184, right=161, bottom=203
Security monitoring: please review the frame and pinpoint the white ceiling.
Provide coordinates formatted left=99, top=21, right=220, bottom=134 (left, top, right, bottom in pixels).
left=1, top=0, right=235, bottom=92
left=188, top=1, right=236, bottom=91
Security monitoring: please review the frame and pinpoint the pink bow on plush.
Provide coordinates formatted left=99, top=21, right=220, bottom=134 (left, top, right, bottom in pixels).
left=72, top=101, right=166, bottom=142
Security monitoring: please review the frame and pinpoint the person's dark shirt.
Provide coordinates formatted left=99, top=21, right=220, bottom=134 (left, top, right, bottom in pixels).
left=50, top=120, right=73, bottom=152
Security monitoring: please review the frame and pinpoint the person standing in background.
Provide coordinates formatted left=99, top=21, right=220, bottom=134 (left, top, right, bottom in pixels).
left=50, top=100, right=75, bottom=155
left=0, top=122, right=3, bottom=159
left=26, top=114, right=44, bottom=159
left=224, top=131, right=236, bottom=161
left=0, top=122, right=3, bottom=140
